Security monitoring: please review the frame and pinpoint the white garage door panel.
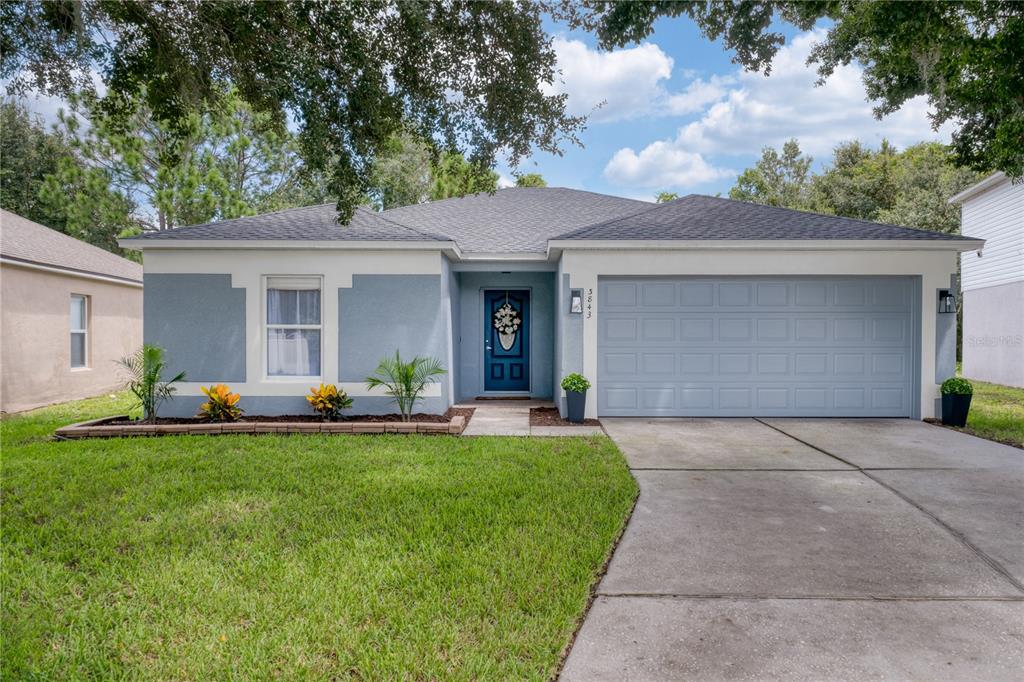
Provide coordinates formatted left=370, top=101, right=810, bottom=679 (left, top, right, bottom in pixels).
left=597, top=277, right=917, bottom=417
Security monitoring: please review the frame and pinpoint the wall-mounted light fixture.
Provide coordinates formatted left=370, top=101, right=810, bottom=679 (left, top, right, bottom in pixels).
left=570, top=289, right=583, bottom=314
left=938, top=289, right=957, bottom=314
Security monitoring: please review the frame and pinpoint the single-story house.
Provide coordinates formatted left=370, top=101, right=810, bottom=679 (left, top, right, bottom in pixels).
left=121, top=189, right=982, bottom=420
left=949, top=172, right=1024, bottom=388
left=1, top=210, right=143, bottom=413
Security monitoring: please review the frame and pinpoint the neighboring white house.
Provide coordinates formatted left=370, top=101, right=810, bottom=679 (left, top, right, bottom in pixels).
left=949, top=173, right=1024, bottom=388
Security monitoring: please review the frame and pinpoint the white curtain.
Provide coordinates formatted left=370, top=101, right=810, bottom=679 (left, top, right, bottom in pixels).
left=267, top=282, right=321, bottom=376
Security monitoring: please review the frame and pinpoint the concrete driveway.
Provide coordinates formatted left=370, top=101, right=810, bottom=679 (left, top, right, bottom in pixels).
left=561, top=418, right=1024, bottom=681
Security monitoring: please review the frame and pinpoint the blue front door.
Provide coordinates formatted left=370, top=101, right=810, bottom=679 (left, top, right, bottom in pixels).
left=485, top=290, right=530, bottom=392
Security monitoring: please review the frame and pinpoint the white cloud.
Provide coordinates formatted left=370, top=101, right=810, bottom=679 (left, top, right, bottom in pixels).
left=548, top=38, right=675, bottom=122
left=497, top=173, right=516, bottom=189
left=604, top=142, right=733, bottom=188
left=603, top=28, right=955, bottom=190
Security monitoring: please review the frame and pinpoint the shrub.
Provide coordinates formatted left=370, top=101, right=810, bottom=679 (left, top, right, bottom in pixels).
left=941, top=377, right=974, bottom=396
left=307, top=383, right=353, bottom=421
left=561, top=373, right=591, bottom=393
left=117, top=344, right=186, bottom=423
left=366, top=351, right=447, bottom=422
left=198, top=384, right=243, bottom=421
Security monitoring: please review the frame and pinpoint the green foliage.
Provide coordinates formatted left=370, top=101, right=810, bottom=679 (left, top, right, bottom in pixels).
left=730, top=139, right=984, bottom=233
left=562, top=1, right=1024, bottom=179
left=2, top=1, right=583, bottom=222
left=367, top=131, right=500, bottom=210
left=365, top=351, right=447, bottom=422
left=730, top=139, right=813, bottom=209
left=42, top=87, right=315, bottom=233
left=941, top=377, right=974, bottom=396
left=655, top=191, right=680, bottom=203
left=306, top=383, right=354, bottom=421
left=560, top=373, right=592, bottom=393
left=197, top=384, right=244, bottom=422
left=429, top=152, right=499, bottom=202
left=116, top=345, right=186, bottom=423
left=0, top=98, right=74, bottom=232
left=514, top=173, right=547, bottom=188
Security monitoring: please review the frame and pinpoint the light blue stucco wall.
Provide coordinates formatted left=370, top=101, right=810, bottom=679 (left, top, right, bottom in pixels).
left=144, top=274, right=246, bottom=382
left=455, top=271, right=555, bottom=401
left=556, top=271, right=584, bottom=415
left=339, top=274, right=450, bottom=414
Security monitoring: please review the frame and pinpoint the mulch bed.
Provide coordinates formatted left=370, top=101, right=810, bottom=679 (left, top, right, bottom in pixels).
left=106, top=407, right=475, bottom=427
left=529, top=407, right=601, bottom=427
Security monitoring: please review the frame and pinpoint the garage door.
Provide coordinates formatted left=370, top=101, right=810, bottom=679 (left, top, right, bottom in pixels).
left=597, top=276, right=917, bottom=417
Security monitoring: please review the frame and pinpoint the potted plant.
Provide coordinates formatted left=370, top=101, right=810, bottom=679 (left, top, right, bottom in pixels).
left=940, top=377, right=973, bottom=427
left=561, top=373, right=591, bottom=424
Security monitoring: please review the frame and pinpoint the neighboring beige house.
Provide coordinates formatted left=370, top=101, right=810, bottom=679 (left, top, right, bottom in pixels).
left=1, top=210, right=143, bottom=413
left=950, top=172, right=1024, bottom=388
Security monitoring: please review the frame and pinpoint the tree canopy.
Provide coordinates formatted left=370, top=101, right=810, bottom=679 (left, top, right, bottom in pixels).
left=729, top=139, right=983, bottom=234
left=560, top=1, right=1023, bottom=179
left=368, top=131, right=499, bottom=210
left=39, top=87, right=322, bottom=239
left=2, top=1, right=583, bottom=222
left=514, top=173, right=547, bottom=188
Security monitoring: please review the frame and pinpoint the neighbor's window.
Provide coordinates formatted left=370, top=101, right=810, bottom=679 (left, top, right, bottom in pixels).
left=70, top=294, right=88, bottom=368
left=266, top=277, right=321, bottom=377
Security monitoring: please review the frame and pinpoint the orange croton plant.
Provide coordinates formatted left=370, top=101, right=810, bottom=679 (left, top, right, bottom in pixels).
left=198, top=383, right=243, bottom=422
left=307, top=383, right=353, bottom=421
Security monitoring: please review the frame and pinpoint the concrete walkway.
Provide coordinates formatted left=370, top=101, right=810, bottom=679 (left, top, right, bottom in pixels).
left=561, top=418, right=1024, bottom=681
left=458, top=399, right=604, bottom=437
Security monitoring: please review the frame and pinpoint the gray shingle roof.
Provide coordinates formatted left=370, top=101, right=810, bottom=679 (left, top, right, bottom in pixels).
left=124, top=204, right=451, bottom=243
left=1, top=210, right=143, bottom=283
left=379, top=188, right=650, bottom=253
left=556, top=194, right=982, bottom=242
left=121, top=189, right=981, bottom=254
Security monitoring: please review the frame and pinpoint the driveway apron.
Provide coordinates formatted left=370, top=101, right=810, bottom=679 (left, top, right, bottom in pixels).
left=561, top=418, right=1024, bottom=681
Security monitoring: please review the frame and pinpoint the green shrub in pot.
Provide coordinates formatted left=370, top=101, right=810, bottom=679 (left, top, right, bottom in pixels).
left=940, top=377, right=973, bottom=427
left=561, top=373, right=591, bottom=423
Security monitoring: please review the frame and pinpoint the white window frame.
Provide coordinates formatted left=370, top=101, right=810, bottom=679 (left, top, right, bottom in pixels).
left=70, top=294, right=89, bottom=369
left=262, top=275, right=323, bottom=381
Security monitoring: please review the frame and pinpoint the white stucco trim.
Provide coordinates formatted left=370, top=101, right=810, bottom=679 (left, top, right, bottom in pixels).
left=548, top=239, right=984, bottom=255
left=560, top=248, right=959, bottom=420
left=144, top=249, right=445, bottom=397
left=171, top=381, right=442, bottom=398
left=1, top=257, right=144, bottom=288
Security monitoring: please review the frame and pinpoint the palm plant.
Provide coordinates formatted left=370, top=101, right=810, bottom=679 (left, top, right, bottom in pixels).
left=365, top=351, right=446, bottom=421
left=117, top=344, right=186, bottom=423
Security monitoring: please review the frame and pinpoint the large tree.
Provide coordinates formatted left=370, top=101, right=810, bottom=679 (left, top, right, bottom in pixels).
left=42, top=87, right=318, bottom=233
left=367, top=131, right=499, bottom=210
left=729, top=139, right=813, bottom=209
left=2, top=1, right=583, bottom=222
left=731, top=139, right=984, bottom=234
left=0, top=98, right=75, bottom=230
left=560, top=1, right=1024, bottom=179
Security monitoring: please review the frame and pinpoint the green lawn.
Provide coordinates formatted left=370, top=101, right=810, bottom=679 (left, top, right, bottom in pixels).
left=958, top=378, right=1024, bottom=448
left=2, top=395, right=637, bottom=680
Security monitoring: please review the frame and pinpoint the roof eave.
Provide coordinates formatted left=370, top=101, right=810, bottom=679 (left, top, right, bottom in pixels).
left=948, top=172, right=1008, bottom=205
left=118, top=237, right=460, bottom=257
left=547, top=238, right=985, bottom=254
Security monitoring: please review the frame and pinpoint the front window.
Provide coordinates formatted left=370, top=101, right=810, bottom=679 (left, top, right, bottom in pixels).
left=70, top=294, right=88, bottom=368
left=266, top=277, right=321, bottom=377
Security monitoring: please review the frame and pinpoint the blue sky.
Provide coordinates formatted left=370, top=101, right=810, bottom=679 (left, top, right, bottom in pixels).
left=497, top=15, right=953, bottom=201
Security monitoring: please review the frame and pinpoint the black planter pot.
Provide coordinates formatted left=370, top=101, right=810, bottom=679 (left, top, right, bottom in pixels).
left=941, top=394, right=972, bottom=427
left=566, top=390, right=587, bottom=423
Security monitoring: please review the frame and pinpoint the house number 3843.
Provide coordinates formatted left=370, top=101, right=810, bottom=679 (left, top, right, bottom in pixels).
left=586, top=288, right=594, bottom=319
